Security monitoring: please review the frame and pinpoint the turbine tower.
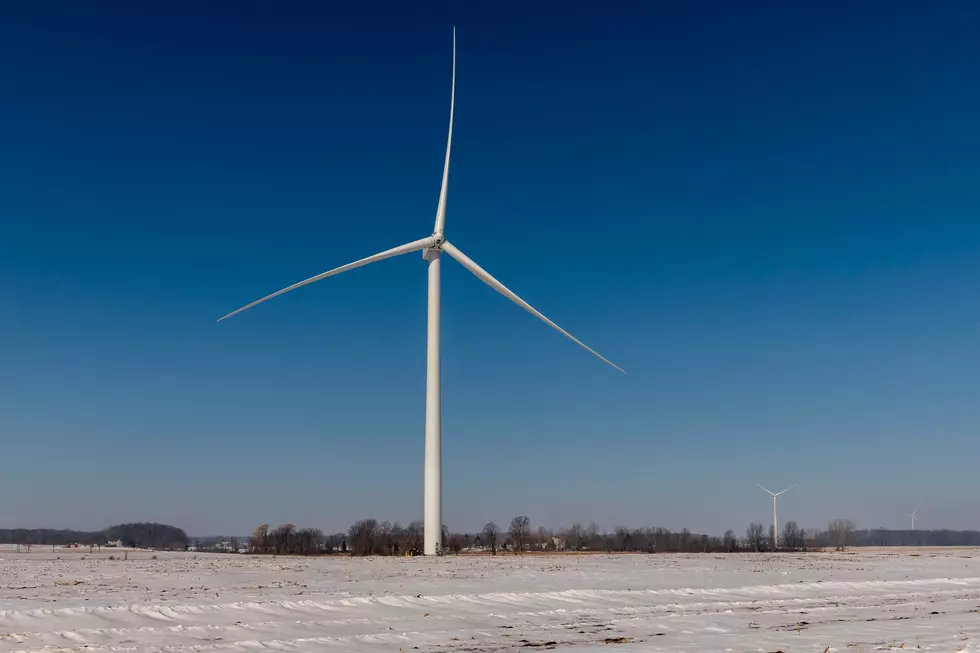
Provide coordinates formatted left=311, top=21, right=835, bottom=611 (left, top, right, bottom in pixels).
left=217, top=29, right=625, bottom=556
left=758, top=484, right=795, bottom=551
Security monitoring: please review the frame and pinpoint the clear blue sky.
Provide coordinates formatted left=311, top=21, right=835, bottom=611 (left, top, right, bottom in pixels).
left=2, top=1, right=980, bottom=536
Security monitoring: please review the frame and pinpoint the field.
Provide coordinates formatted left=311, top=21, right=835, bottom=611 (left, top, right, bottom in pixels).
left=2, top=546, right=980, bottom=652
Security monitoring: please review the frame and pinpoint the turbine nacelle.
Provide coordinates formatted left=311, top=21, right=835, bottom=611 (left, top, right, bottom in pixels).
left=423, top=235, right=445, bottom=261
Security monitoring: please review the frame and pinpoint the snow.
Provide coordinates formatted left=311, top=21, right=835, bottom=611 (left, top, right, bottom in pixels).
left=2, top=546, right=980, bottom=652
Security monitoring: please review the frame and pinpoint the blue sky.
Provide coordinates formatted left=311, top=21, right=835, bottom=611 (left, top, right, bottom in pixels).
left=2, top=1, right=980, bottom=536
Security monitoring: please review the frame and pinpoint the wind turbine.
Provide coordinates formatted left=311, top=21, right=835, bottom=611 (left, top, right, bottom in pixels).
left=910, top=507, right=917, bottom=530
left=758, top=484, right=795, bottom=550
left=217, top=29, right=625, bottom=556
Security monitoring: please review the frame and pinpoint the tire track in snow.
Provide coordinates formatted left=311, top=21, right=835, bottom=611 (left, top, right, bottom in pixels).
left=3, top=576, right=980, bottom=653
left=3, top=574, right=977, bottom=622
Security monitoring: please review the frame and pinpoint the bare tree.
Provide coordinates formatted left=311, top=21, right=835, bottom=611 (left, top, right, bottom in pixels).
left=250, top=524, right=270, bottom=554
left=378, top=521, right=394, bottom=555
left=448, top=532, right=463, bottom=554
left=563, top=523, right=584, bottom=551
left=805, top=528, right=821, bottom=551
left=348, top=519, right=378, bottom=556
left=746, top=522, right=765, bottom=552
left=586, top=522, right=603, bottom=551
left=509, top=516, right=531, bottom=554
left=536, top=526, right=554, bottom=551
left=781, top=521, right=802, bottom=551
left=389, top=522, right=404, bottom=556
left=323, top=532, right=345, bottom=553
left=614, top=526, right=631, bottom=552
left=270, top=524, right=296, bottom=555
left=636, top=527, right=656, bottom=553
left=482, top=522, right=500, bottom=555
left=827, top=519, right=856, bottom=551
left=679, top=528, right=692, bottom=553
left=404, top=521, right=423, bottom=556
left=723, top=529, right=738, bottom=552
left=296, top=528, right=322, bottom=555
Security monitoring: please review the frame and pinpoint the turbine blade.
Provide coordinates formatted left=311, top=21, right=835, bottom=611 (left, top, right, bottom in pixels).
left=757, top=484, right=775, bottom=496
left=432, top=27, right=455, bottom=236
left=218, top=237, right=435, bottom=322
left=775, top=484, right=797, bottom=496
left=440, top=240, right=626, bottom=373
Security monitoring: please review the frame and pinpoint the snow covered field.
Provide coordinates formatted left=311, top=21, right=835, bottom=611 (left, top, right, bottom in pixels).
left=2, top=546, right=979, bottom=652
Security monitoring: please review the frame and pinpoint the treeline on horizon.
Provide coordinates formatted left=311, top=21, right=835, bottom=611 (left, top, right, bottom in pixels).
left=236, top=517, right=980, bottom=556
left=6, top=520, right=978, bottom=555
left=0, top=523, right=188, bottom=550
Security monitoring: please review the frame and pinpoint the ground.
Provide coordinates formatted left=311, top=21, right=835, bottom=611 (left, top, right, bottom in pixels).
left=2, top=546, right=979, bottom=652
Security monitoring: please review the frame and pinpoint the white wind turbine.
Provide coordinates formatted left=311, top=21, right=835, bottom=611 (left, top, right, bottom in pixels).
left=218, top=29, right=625, bottom=556
left=910, top=507, right=917, bottom=530
left=758, top=484, right=795, bottom=550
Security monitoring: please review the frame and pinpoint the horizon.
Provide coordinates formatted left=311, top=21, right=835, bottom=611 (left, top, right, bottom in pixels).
left=1, top=515, right=973, bottom=541
left=4, top=1, right=980, bottom=535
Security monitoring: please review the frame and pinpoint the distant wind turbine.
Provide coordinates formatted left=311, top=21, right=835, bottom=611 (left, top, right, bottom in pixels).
left=758, top=484, right=795, bottom=550
left=217, top=29, right=625, bottom=556
left=910, top=508, right=917, bottom=531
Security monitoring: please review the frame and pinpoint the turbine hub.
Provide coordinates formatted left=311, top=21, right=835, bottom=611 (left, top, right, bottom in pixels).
left=423, top=240, right=443, bottom=261
left=424, top=234, right=445, bottom=260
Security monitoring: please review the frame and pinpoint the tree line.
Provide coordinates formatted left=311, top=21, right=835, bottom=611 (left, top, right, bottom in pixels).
left=243, top=518, right=546, bottom=556
left=852, top=528, right=980, bottom=547
left=240, top=516, right=887, bottom=556
left=9, top=521, right=977, bottom=555
left=13, top=520, right=971, bottom=556
left=246, top=524, right=336, bottom=555
left=744, top=519, right=857, bottom=552
left=740, top=520, right=980, bottom=551
left=0, top=523, right=188, bottom=550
